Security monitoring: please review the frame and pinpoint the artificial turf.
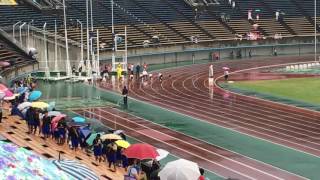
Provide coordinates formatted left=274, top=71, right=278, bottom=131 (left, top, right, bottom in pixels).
left=229, top=77, right=320, bottom=105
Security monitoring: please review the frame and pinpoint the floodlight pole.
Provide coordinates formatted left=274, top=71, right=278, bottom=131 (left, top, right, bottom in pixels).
left=97, top=29, right=100, bottom=76
left=13, top=21, right=21, bottom=40
left=63, top=0, right=71, bottom=76
left=43, top=22, right=50, bottom=77
left=111, top=0, right=116, bottom=72
left=77, top=19, right=84, bottom=68
left=27, top=20, right=33, bottom=49
left=54, top=19, right=58, bottom=72
left=90, top=0, right=93, bottom=32
left=19, top=22, right=26, bottom=45
left=315, top=0, right=317, bottom=62
left=86, top=0, right=91, bottom=76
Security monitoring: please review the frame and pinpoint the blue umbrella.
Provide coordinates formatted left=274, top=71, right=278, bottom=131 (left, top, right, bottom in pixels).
left=29, top=90, right=42, bottom=101
left=79, top=126, right=92, bottom=139
left=72, top=116, right=85, bottom=123
left=16, top=87, right=27, bottom=94
left=52, top=160, right=99, bottom=180
left=67, top=121, right=88, bottom=128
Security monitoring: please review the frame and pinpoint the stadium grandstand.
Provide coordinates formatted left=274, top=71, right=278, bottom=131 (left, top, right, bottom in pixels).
left=0, top=0, right=320, bottom=180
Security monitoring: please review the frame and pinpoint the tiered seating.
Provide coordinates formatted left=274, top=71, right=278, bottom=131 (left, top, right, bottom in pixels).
left=285, top=17, right=315, bottom=35
left=0, top=111, right=124, bottom=180
left=0, top=38, right=36, bottom=71
left=0, top=0, right=319, bottom=48
left=166, top=0, right=232, bottom=40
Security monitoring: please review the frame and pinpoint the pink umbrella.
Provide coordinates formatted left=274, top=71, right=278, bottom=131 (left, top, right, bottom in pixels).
left=4, top=90, right=13, bottom=97
left=51, top=114, right=66, bottom=130
left=222, top=67, right=230, bottom=70
left=0, top=84, right=8, bottom=91
left=0, top=61, right=10, bottom=67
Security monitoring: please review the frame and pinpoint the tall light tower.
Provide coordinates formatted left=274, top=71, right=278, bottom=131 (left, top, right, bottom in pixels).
left=86, top=0, right=91, bottom=77
left=63, top=0, right=71, bottom=76
left=111, top=0, right=116, bottom=72
left=77, top=19, right=84, bottom=69
left=315, top=0, right=317, bottom=62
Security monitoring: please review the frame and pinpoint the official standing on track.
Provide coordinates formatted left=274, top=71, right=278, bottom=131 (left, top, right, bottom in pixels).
left=122, top=86, right=128, bottom=108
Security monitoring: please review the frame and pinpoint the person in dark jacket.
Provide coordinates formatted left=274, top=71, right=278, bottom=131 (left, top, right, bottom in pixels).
left=41, top=110, right=51, bottom=140
left=122, top=86, right=128, bottom=108
left=25, top=107, right=34, bottom=134
left=135, top=64, right=141, bottom=79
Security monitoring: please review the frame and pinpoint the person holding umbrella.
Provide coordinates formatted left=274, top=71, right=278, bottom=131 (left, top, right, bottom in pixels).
left=93, top=134, right=102, bottom=162
left=41, top=110, right=51, bottom=140
left=125, top=159, right=147, bottom=180
left=25, top=107, right=34, bottom=134
left=69, top=126, right=79, bottom=151
left=107, top=140, right=118, bottom=172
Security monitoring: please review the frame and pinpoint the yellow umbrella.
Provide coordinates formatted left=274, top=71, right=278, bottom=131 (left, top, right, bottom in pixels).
left=101, top=134, right=122, bottom=140
left=31, top=101, right=49, bottom=109
left=115, top=140, right=130, bottom=148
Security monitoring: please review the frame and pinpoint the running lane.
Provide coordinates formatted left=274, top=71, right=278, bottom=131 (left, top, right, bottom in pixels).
left=73, top=107, right=304, bottom=180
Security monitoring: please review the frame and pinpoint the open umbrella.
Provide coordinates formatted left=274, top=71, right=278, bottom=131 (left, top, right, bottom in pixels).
left=51, top=114, right=67, bottom=130
left=159, top=159, right=200, bottom=180
left=0, top=92, right=5, bottom=99
left=31, top=101, right=49, bottom=109
left=48, top=111, right=61, bottom=117
left=67, top=121, right=88, bottom=128
left=86, top=132, right=105, bottom=146
left=156, top=149, right=169, bottom=161
left=52, top=160, right=98, bottom=180
left=0, top=84, right=8, bottom=91
left=79, top=126, right=91, bottom=139
left=4, top=95, right=15, bottom=101
left=0, top=141, right=74, bottom=179
left=29, top=90, right=42, bottom=101
left=16, top=87, right=28, bottom=94
left=48, top=101, right=56, bottom=111
left=115, top=140, right=130, bottom=148
left=123, top=143, right=159, bottom=160
left=101, top=134, right=122, bottom=140
left=72, top=116, right=85, bottom=123
left=4, top=90, right=13, bottom=97
left=113, top=130, right=124, bottom=135
left=0, top=61, right=10, bottom=67
left=17, top=102, right=32, bottom=111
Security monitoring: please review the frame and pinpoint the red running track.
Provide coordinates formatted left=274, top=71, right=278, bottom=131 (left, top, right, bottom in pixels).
left=95, top=55, right=320, bottom=179
left=73, top=107, right=305, bottom=180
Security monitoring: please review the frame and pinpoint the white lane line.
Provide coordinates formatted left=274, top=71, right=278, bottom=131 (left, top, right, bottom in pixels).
left=97, top=106, right=309, bottom=180
left=213, top=61, right=320, bottom=116
left=136, top=78, right=320, bottom=151
left=88, top=108, right=285, bottom=180
left=164, top=72, right=320, bottom=137
left=79, top=109, right=257, bottom=180
left=119, top=84, right=320, bottom=159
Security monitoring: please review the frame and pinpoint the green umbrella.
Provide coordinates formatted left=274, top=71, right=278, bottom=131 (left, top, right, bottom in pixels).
left=86, top=132, right=105, bottom=146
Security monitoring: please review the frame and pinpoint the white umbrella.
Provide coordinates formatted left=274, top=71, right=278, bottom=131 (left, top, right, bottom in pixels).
left=17, top=102, right=32, bottom=111
left=48, top=111, right=61, bottom=117
left=113, top=130, right=124, bottom=135
left=156, top=149, right=169, bottom=161
left=0, top=92, right=5, bottom=99
left=159, top=159, right=200, bottom=180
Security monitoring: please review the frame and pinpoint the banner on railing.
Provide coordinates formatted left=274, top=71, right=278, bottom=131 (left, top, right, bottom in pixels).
left=0, top=0, right=17, bottom=5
